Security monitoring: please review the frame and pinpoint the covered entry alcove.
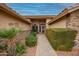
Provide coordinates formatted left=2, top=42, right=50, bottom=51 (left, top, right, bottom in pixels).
left=24, top=16, right=54, bottom=33
left=31, top=18, right=46, bottom=33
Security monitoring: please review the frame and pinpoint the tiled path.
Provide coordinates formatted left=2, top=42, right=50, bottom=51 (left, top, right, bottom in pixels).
left=35, top=34, right=57, bottom=56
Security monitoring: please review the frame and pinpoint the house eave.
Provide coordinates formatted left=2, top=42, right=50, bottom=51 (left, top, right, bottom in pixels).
left=48, top=6, right=79, bottom=25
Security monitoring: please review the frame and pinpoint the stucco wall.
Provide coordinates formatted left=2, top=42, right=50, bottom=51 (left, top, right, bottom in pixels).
left=0, top=9, right=31, bottom=31
left=46, top=18, right=52, bottom=28
left=49, top=18, right=67, bottom=28
left=67, top=10, right=79, bottom=41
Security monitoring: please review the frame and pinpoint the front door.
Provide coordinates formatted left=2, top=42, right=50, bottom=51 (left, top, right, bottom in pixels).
left=39, top=24, right=45, bottom=33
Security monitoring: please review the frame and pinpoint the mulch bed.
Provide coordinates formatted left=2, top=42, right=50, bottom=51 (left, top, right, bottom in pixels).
left=23, top=46, right=37, bottom=56
left=26, top=46, right=37, bottom=56
left=0, top=51, right=7, bottom=56
left=56, top=49, right=79, bottom=56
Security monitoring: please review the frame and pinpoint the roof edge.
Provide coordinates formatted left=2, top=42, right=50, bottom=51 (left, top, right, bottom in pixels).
left=48, top=6, right=79, bottom=25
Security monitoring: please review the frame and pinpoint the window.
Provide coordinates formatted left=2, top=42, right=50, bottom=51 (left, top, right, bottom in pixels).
left=32, top=24, right=38, bottom=32
left=66, top=14, right=70, bottom=28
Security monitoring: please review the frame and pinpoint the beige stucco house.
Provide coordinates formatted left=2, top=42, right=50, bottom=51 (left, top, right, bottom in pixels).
left=0, top=3, right=79, bottom=47
left=0, top=3, right=79, bottom=36
left=0, top=3, right=55, bottom=33
left=1, top=3, right=79, bottom=34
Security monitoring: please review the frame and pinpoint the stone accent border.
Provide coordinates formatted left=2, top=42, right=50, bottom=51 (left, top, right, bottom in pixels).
left=56, top=49, right=79, bottom=56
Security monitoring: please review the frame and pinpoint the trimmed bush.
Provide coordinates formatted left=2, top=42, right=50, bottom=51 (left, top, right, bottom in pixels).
left=46, top=28, right=77, bottom=51
left=25, top=32, right=37, bottom=47
left=0, top=28, right=21, bottom=39
left=16, top=43, right=26, bottom=55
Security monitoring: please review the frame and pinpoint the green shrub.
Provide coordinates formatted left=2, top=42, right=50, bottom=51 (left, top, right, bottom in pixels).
left=46, top=28, right=77, bottom=51
left=16, top=43, right=26, bottom=56
left=25, top=32, right=37, bottom=47
left=0, top=45, right=6, bottom=50
left=0, top=28, right=21, bottom=39
left=31, top=32, right=36, bottom=36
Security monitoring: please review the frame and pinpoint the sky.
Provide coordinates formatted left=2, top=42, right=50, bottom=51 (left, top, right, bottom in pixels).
left=7, top=3, right=73, bottom=16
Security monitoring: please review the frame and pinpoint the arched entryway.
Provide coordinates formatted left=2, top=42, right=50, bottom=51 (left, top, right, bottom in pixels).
left=32, top=23, right=45, bottom=33
left=31, top=18, right=46, bottom=33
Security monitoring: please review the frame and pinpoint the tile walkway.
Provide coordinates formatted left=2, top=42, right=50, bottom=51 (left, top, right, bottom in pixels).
left=35, top=34, right=57, bottom=56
